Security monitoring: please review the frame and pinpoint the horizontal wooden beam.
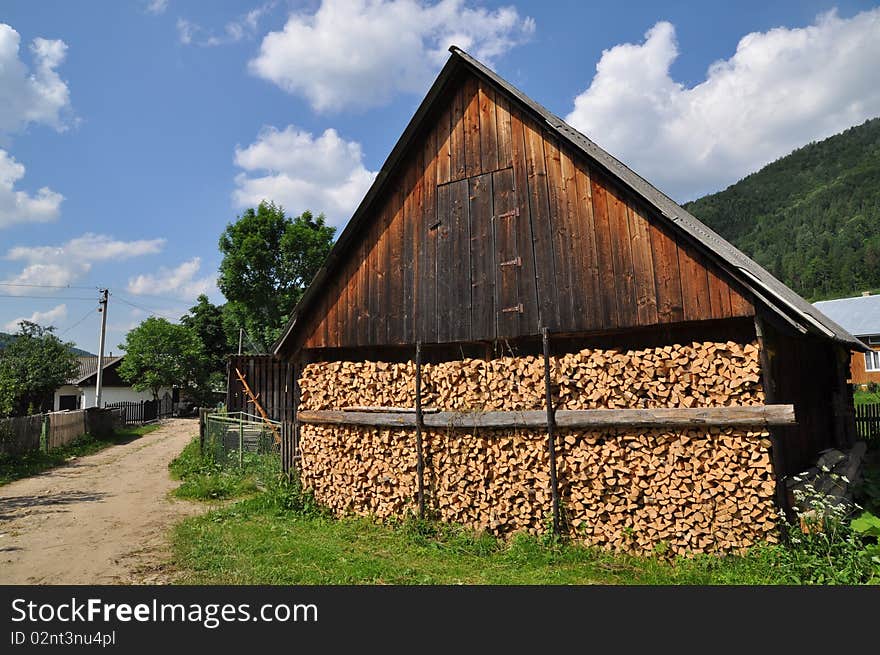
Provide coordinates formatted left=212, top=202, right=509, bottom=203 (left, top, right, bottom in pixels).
left=341, top=405, right=439, bottom=414
left=297, top=405, right=796, bottom=430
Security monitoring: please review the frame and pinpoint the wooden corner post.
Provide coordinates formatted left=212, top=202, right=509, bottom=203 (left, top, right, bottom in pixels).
left=754, top=315, right=791, bottom=520
left=415, top=343, right=426, bottom=519
left=542, top=328, right=561, bottom=536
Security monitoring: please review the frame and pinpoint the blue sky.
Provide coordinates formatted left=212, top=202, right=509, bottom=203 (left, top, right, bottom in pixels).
left=1, top=0, right=878, bottom=354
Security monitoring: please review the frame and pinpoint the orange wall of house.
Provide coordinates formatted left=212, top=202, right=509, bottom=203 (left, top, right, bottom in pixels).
left=851, top=345, right=880, bottom=385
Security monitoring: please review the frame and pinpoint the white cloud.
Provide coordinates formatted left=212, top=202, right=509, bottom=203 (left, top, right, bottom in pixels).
left=146, top=0, right=169, bottom=15
left=233, top=125, right=377, bottom=226
left=127, top=257, right=216, bottom=300
left=565, top=9, right=880, bottom=201
left=249, top=0, right=535, bottom=111
left=0, top=149, right=63, bottom=228
left=1, top=234, right=166, bottom=292
left=0, top=23, right=71, bottom=134
left=4, top=303, right=67, bottom=332
left=177, top=2, right=274, bottom=47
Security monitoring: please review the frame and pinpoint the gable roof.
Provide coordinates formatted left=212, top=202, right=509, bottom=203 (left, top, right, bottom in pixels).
left=813, top=294, right=880, bottom=337
left=274, top=46, right=867, bottom=356
left=69, top=355, right=124, bottom=385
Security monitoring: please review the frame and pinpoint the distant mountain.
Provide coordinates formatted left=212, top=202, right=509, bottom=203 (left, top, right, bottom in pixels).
left=683, top=117, right=880, bottom=301
left=0, top=331, right=95, bottom=357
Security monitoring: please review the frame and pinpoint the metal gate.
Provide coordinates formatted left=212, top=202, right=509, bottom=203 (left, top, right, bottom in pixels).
left=203, top=411, right=281, bottom=469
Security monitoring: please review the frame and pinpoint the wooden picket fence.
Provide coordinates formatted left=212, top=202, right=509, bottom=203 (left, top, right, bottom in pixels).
left=105, top=395, right=173, bottom=426
left=0, top=408, right=125, bottom=457
left=856, top=403, right=880, bottom=443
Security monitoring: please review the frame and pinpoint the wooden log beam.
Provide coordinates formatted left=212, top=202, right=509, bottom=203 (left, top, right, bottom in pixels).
left=297, top=404, right=796, bottom=429
left=341, top=405, right=440, bottom=414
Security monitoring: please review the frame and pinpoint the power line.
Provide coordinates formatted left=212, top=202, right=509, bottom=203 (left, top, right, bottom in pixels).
left=60, top=304, right=100, bottom=335
left=0, top=282, right=98, bottom=290
left=113, top=294, right=182, bottom=321
left=0, top=293, right=99, bottom=301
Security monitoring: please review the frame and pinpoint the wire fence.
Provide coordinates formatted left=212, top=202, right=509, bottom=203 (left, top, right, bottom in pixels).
left=202, top=411, right=281, bottom=472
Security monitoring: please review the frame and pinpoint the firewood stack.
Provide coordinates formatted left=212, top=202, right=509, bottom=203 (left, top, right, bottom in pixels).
left=298, top=340, right=779, bottom=555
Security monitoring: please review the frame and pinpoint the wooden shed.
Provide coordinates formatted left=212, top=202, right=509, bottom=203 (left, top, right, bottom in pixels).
left=269, top=47, right=865, bottom=555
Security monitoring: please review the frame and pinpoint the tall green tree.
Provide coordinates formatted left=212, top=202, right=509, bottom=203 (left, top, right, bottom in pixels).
left=117, top=317, right=206, bottom=402
left=180, top=294, right=233, bottom=376
left=0, top=322, right=79, bottom=417
left=218, top=201, right=335, bottom=351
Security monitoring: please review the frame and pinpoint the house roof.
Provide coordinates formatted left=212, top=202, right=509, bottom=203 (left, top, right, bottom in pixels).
left=273, top=46, right=867, bottom=356
left=69, top=355, right=124, bottom=385
left=813, top=294, right=880, bottom=337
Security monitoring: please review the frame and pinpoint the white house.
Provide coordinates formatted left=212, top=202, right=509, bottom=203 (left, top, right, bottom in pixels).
left=54, top=355, right=173, bottom=410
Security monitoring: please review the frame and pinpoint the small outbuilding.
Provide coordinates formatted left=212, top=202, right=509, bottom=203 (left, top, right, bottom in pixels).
left=267, top=47, right=864, bottom=555
left=814, top=293, right=880, bottom=387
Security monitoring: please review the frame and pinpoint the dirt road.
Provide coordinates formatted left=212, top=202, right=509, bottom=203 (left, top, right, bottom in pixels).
left=0, top=419, right=203, bottom=584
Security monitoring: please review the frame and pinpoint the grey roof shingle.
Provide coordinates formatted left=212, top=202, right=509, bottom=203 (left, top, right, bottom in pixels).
left=68, top=355, right=124, bottom=385
left=813, top=295, right=880, bottom=337
left=273, top=46, right=867, bottom=355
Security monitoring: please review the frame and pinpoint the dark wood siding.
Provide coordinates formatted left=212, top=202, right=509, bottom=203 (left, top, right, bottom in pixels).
left=294, top=70, right=754, bottom=351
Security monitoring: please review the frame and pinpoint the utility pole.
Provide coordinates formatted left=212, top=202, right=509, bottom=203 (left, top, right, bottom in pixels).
left=238, top=328, right=243, bottom=355
left=95, top=289, right=109, bottom=408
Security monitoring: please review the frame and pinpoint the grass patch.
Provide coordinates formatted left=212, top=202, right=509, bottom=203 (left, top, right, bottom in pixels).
left=169, top=437, right=279, bottom=501
left=170, top=477, right=880, bottom=585
left=855, top=389, right=880, bottom=406
left=0, top=424, right=160, bottom=486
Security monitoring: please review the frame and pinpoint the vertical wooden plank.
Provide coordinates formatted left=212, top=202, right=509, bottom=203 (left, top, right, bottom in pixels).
left=707, top=268, right=733, bottom=318
left=450, top=83, right=466, bottom=181
left=543, top=136, right=574, bottom=329
left=627, top=201, right=659, bottom=326
left=522, top=116, right=558, bottom=330
left=325, top=274, right=339, bottom=348
left=469, top=172, right=495, bottom=341
left=436, top=103, right=452, bottom=185
left=478, top=82, right=498, bottom=173
left=386, top=177, right=404, bottom=344
left=356, top=232, right=370, bottom=346
left=678, top=244, right=711, bottom=321
left=728, top=286, right=754, bottom=317
left=463, top=76, right=481, bottom=178
left=573, top=161, right=603, bottom=331
left=367, top=207, right=382, bottom=345
left=403, top=163, right=420, bottom=344
left=648, top=222, right=684, bottom=324
left=419, top=128, right=439, bottom=343
left=606, top=183, right=637, bottom=327
left=450, top=179, right=471, bottom=341
left=509, top=109, right=539, bottom=335
left=495, top=94, right=513, bottom=170
left=345, top=260, right=358, bottom=347
left=436, top=182, right=454, bottom=342
left=493, top=167, right=519, bottom=338
left=590, top=174, right=619, bottom=328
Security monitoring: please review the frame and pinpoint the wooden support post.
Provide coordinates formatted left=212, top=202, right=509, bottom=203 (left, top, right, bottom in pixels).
left=293, top=361, right=301, bottom=472
left=415, top=343, right=426, bottom=518
left=754, top=315, right=791, bottom=521
left=542, top=328, right=560, bottom=536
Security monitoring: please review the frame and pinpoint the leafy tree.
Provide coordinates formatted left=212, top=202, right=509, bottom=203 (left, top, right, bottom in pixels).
left=0, top=321, right=79, bottom=417
left=180, top=294, right=234, bottom=377
left=117, top=317, right=206, bottom=402
left=218, top=201, right=335, bottom=351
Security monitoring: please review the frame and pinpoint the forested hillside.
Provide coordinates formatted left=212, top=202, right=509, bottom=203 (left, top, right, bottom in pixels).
left=684, top=117, right=880, bottom=301
left=0, top=331, right=94, bottom=357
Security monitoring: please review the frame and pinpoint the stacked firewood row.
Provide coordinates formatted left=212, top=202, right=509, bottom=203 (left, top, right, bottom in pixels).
left=297, top=340, right=778, bottom=555
left=299, top=341, right=764, bottom=412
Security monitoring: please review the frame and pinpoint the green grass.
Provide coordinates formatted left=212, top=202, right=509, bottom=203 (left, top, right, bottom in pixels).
left=168, top=437, right=880, bottom=585
left=0, top=424, right=160, bottom=486
left=168, top=437, right=279, bottom=501
left=169, top=482, right=879, bottom=585
left=855, top=389, right=880, bottom=406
